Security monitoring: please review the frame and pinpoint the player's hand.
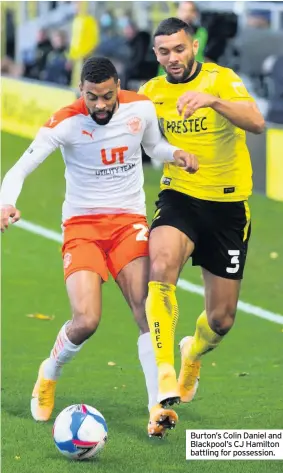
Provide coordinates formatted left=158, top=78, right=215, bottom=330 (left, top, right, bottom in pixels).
left=0, top=205, right=21, bottom=232
left=173, top=150, right=199, bottom=173
left=177, top=91, right=215, bottom=118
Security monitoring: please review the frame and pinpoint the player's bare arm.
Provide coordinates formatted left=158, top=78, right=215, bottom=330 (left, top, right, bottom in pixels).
left=177, top=90, right=265, bottom=134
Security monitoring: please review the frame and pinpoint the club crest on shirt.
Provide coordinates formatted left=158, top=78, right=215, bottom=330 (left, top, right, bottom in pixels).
left=162, top=177, right=171, bottom=186
left=63, top=252, right=72, bottom=269
left=127, top=117, right=142, bottom=134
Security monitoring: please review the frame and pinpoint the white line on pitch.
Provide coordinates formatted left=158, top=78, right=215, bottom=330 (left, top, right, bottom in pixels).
left=13, top=218, right=283, bottom=325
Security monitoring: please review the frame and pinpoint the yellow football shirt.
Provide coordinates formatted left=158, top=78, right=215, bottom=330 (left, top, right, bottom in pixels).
left=139, top=63, right=254, bottom=201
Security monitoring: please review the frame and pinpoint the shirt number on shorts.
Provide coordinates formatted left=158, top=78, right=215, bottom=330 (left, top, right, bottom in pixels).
left=101, top=147, right=128, bottom=165
left=133, top=223, right=149, bottom=241
left=226, top=250, right=240, bottom=274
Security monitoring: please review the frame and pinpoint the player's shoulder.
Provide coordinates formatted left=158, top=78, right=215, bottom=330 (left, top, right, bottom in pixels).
left=44, top=97, right=88, bottom=129
left=138, top=76, right=167, bottom=98
left=119, top=89, right=151, bottom=104
left=201, top=62, right=237, bottom=79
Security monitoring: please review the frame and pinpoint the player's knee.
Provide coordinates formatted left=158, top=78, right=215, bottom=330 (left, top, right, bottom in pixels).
left=149, top=253, right=175, bottom=282
left=209, top=306, right=236, bottom=336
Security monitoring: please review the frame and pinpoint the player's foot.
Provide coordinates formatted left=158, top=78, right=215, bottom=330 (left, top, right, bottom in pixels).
left=178, top=336, right=201, bottom=403
left=148, top=404, right=178, bottom=438
left=31, top=359, right=57, bottom=421
left=157, top=363, right=180, bottom=408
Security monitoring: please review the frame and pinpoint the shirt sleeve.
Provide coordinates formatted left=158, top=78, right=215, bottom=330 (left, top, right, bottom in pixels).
left=0, top=121, right=67, bottom=206
left=215, top=68, right=254, bottom=102
left=138, top=81, right=149, bottom=97
left=141, top=101, right=179, bottom=163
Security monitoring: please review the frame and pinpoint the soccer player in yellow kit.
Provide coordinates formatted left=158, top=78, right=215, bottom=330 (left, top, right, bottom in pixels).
left=139, top=18, right=265, bottom=424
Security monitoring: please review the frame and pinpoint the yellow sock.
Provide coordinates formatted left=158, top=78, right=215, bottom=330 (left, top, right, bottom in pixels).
left=189, top=311, right=223, bottom=361
left=145, top=282, right=179, bottom=368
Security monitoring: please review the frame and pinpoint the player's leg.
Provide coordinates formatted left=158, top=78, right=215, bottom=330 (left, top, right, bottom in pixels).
left=145, top=191, right=197, bottom=407
left=178, top=200, right=251, bottom=402
left=49, top=270, right=103, bottom=376
left=116, top=257, right=159, bottom=409
left=115, top=255, right=178, bottom=437
left=108, top=214, right=178, bottom=437
left=115, top=256, right=158, bottom=408
left=31, top=270, right=103, bottom=421
left=178, top=273, right=240, bottom=402
left=31, top=217, right=108, bottom=421
left=108, top=216, right=157, bottom=407
left=116, top=256, right=179, bottom=438
left=146, top=224, right=194, bottom=407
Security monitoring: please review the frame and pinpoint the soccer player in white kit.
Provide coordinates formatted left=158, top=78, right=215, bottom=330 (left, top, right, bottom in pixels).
left=0, top=57, right=198, bottom=438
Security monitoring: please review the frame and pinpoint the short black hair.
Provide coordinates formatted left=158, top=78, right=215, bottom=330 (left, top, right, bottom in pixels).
left=81, top=57, right=118, bottom=84
left=154, top=17, right=195, bottom=38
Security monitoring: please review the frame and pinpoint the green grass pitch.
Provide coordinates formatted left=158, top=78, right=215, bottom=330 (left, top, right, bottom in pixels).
left=1, top=131, right=283, bottom=473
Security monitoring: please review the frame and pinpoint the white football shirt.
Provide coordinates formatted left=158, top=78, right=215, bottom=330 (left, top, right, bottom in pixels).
left=1, top=90, right=179, bottom=221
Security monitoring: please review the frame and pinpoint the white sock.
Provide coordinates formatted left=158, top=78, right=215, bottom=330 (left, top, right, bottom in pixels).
left=43, top=321, right=84, bottom=380
left=138, top=332, right=158, bottom=411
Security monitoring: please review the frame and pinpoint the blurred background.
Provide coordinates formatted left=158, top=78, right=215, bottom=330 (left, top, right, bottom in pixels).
left=1, top=0, right=283, bottom=200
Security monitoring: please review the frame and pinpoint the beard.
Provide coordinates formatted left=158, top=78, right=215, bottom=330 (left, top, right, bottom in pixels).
left=166, top=55, right=195, bottom=83
left=90, top=104, right=116, bottom=125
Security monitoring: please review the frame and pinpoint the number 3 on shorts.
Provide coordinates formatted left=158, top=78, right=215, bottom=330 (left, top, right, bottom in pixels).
left=226, top=250, right=240, bottom=274
left=133, top=223, right=149, bottom=241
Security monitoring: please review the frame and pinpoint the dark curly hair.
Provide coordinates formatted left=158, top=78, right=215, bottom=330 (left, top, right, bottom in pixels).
left=81, top=57, right=118, bottom=84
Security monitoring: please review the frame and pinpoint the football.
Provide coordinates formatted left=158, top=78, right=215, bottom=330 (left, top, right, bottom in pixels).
left=53, top=404, right=108, bottom=460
